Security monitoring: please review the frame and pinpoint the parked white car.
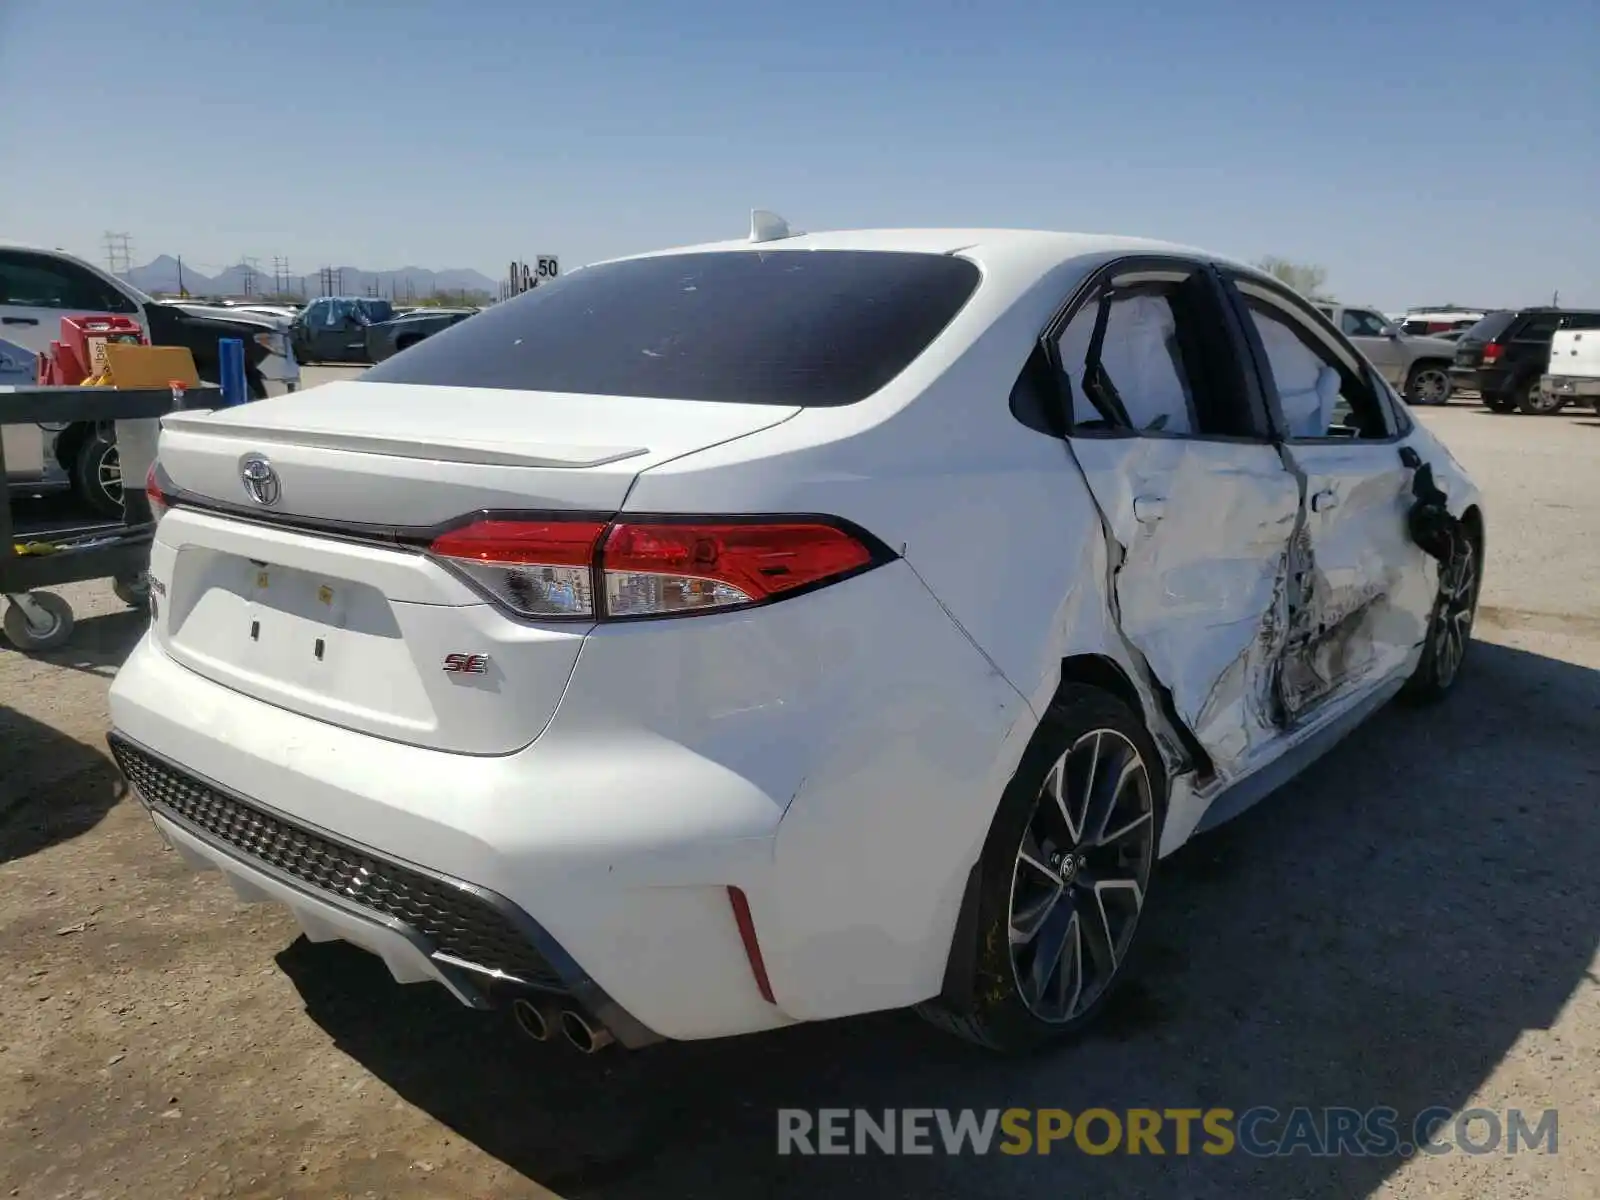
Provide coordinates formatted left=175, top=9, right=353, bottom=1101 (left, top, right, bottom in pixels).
left=1542, top=326, right=1600, bottom=415
left=107, top=221, right=1484, bottom=1055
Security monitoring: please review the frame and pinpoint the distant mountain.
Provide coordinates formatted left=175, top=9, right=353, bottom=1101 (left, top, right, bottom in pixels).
left=126, top=255, right=212, bottom=295
left=126, top=256, right=499, bottom=300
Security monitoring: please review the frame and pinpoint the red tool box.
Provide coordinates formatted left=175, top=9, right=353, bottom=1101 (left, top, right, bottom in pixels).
left=36, top=314, right=147, bottom=385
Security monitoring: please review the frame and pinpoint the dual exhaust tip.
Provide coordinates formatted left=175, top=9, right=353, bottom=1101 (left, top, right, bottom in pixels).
left=512, top=996, right=614, bottom=1054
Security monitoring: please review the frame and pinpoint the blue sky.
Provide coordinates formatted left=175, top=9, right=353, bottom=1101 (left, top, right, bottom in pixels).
left=2, top=0, right=1595, bottom=308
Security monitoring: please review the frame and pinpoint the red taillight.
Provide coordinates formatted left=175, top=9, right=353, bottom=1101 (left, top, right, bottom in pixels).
left=145, top=463, right=171, bottom=522
left=427, top=515, right=883, bottom=621
left=428, top=519, right=607, bottom=618
left=602, top=521, right=875, bottom=617
left=1481, top=343, right=1503, bottom=362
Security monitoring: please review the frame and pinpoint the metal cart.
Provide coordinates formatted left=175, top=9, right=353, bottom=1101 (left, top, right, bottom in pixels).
left=1, top=383, right=219, bottom=651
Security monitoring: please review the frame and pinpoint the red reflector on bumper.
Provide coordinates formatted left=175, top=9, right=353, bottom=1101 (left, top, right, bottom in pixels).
left=727, top=885, right=776, bottom=1005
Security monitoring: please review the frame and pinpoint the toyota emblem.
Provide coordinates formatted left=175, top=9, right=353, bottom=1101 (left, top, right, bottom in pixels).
left=239, top=453, right=281, bottom=506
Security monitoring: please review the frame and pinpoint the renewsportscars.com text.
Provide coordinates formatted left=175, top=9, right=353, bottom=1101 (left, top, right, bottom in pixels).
left=777, top=1106, right=1558, bottom=1158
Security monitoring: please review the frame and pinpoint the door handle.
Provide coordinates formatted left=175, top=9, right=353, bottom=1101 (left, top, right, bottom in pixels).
left=2, top=316, right=40, bottom=326
left=1311, top=488, right=1339, bottom=513
left=1133, top=495, right=1167, bottom=523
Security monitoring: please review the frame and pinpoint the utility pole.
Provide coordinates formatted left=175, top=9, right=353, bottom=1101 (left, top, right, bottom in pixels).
left=103, top=231, right=133, bottom=277
left=176, top=255, right=187, bottom=297
left=240, top=256, right=262, bottom=297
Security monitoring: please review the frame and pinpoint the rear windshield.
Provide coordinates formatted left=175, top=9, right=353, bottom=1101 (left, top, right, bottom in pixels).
left=360, top=250, right=981, bottom=405
left=1460, top=311, right=1515, bottom=343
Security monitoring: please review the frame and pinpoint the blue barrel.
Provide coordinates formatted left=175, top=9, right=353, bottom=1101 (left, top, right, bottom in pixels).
left=218, top=337, right=248, bottom=406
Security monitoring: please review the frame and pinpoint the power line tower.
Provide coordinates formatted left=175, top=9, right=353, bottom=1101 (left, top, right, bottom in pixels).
left=241, top=256, right=262, bottom=297
left=103, top=232, right=134, bottom=277
left=271, top=255, right=289, bottom=295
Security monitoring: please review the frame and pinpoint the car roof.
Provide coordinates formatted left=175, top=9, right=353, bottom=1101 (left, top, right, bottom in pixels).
left=586, top=227, right=1249, bottom=295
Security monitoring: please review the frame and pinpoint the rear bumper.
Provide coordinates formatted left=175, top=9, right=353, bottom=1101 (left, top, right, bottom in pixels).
left=1452, top=365, right=1512, bottom=395
left=1543, top=374, right=1600, bottom=399
left=107, top=559, right=1030, bottom=1041
left=115, top=732, right=660, bottom=1046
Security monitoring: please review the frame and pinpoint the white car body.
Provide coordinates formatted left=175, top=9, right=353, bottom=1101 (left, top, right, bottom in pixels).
left=1543, top=327, right=1600, bottom=407
left=107, top=226, right=1484, bottom=1049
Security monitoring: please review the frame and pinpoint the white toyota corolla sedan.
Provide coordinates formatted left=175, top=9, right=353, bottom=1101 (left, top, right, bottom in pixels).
left=108, top=218, right=1484, bottom=1055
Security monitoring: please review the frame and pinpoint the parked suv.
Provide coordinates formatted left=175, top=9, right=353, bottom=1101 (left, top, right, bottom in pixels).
left=1451, top=307, right=1600, bottom=413
left=1312, top=304, right=1457, bottom=404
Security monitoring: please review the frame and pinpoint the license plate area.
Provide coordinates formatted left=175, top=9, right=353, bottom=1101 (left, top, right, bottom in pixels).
left=232, top=560, right=364, bottom=683
left=164, top=550, right=422, bottom=715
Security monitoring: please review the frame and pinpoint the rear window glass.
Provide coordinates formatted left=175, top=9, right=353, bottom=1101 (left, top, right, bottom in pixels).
left=360, top=250, right=981, bottom=405
left=1461, top=312, right=1515, bottom=343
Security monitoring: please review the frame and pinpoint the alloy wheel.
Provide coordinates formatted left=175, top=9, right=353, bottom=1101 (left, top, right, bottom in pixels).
left=1523, top=381, right=1561, bottom=413
left=1411, top=368, right=1450, bottom=405
left=97, top=444, right=123, bottom=509
left=1008, top=728, right=1156, bottom=1023
left=1433, top=538, right=1477, bottom=689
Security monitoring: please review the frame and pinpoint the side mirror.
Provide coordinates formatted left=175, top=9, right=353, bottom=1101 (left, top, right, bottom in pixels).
left=1386, top=326, right=1404, bottom=339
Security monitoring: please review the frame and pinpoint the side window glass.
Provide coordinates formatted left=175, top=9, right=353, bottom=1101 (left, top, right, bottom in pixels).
left=1245, top=299, right=1388, bottom=440
left=0, top=252, right=134, bottom=313
left=1055, top=286, right=1198, bottom=434
left=1514, top=315, right=1560, bottom=340
left=1340, top=310, right=1387, bottom=337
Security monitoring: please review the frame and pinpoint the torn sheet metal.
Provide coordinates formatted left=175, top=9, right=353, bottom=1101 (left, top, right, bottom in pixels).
left=1275, top=442, right=1439, bottom=719
left=1068, top=437, right=1300, bottom=778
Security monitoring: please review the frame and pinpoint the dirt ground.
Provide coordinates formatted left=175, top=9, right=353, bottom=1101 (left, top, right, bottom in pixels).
left=3, top=395, right=1598, bottom=1200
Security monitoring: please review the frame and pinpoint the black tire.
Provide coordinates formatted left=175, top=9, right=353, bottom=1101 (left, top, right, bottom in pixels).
left=1400, top=525, right=1481, bottom=705
left=1404, top=362, right=1452, bottom=406
left=3, top=591, right=75, bottom=652
left=1482, top=392, right=1517, bottom=413
left=113, top=573, right=151, bottom=610
left=917, top=684, right=1166, bottom=1054
left=72, top=427, right=123, bottom=518
left=1515, top=376, right=1564, bottom=415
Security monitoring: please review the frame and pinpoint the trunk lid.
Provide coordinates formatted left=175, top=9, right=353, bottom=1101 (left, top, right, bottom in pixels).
left=157, top=379, right=799, bottom=526
left=149, top=380, right=798, bottom=753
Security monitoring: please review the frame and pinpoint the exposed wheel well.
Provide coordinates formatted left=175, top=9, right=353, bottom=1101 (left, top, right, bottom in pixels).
left=1058, top=653, right=1145, bottom=717
left=1410, top=358, right=1452, bottom=376
left=1460, top=503, right=1484, bottom=560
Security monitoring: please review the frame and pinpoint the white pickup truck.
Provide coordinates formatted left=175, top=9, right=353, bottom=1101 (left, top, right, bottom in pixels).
left=2, top=243, right=299, bottom=516
left=1543, top=327, right=1600, bottom=415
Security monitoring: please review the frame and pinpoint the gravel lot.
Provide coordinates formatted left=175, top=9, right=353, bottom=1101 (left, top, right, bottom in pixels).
left=3, top=383, right=1597, bottom=1200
